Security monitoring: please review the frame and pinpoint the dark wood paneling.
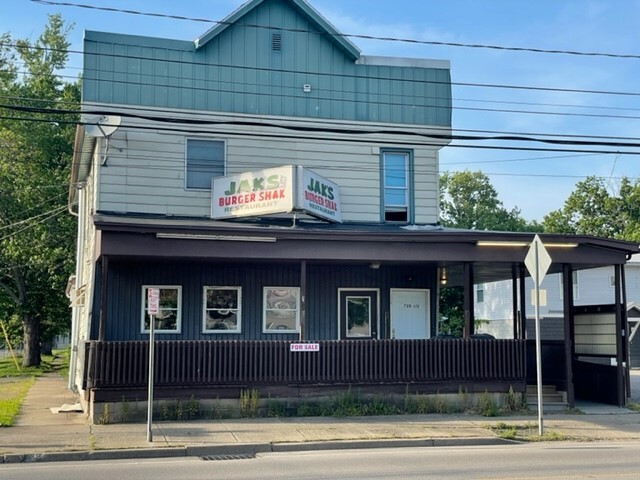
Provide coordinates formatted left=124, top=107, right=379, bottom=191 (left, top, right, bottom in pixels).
left=96, top=261, right=436, bottom=342
left=573, top=360, right=619, bottom=405
left=526, top=340, right=567, bottom=391
left=85, top=338, right=526, bottom=391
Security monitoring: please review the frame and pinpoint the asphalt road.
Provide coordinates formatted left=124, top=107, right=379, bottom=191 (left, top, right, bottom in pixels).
left=2, top=442, right=640, bottom=480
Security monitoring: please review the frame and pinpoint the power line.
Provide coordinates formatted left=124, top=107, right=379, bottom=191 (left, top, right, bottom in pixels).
left=0, top=201, right=68, bottom=232
left=5, top=85, right=640, bottom=119
left=29, top=0, right=640, bottom=60
left=4, top=90, right=640, bottom=149
left=3, top=39, right=640, bottom=99
left=5, top=102, right=640, bottom=151
left=0, top=204, right=69, bottom=243
left=2, top=110, right=640, bottom=159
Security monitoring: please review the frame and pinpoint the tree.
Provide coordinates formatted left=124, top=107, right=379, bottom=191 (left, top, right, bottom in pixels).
left=0, top=15, right=78, bottom=366
left=542, top=176, right=640, bottom=242
left=439, top=170, right=541, bottom=232
left=438, top=171, right=541, bottom=337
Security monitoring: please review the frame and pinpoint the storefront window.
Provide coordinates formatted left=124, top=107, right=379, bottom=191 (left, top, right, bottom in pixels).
left=141, top=286, right=181, bottom=333
left=263, top=287, right=300, bottom=333
left=203, top=286, right=241, bottom=333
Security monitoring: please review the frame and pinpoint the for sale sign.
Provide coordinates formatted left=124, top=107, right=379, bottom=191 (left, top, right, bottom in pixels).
left=290, top=343, right=320, bottom=352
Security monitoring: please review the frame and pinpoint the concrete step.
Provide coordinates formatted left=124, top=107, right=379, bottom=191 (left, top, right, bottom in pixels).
left=527, top=393, right=566, bottom=404
left=526, top=384, right=567, bottom=410
left=526, top=385, right=560, bottom=395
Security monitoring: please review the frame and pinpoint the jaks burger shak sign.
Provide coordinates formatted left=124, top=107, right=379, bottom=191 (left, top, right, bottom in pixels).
left=212, top=165, right=341, bottom=223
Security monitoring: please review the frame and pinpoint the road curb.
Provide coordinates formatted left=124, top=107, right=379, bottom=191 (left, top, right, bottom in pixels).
left=1, top=437, right=509, bottom=464
left=271, top=437, right=511, bottom=452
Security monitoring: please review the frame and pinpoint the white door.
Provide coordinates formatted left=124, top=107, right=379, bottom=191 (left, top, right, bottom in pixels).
left=390, top=289, right=430, bottom=339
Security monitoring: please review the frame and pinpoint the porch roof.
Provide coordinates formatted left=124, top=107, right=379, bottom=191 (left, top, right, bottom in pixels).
left=92, top=213, right=639, bottom=285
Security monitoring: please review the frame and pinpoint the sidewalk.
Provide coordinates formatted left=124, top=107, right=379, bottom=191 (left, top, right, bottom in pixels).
left=2, top=373, right=640, bottom=463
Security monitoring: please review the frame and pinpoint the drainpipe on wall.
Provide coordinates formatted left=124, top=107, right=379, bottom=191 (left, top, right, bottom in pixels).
left=68, top=188, right=84, bottom=392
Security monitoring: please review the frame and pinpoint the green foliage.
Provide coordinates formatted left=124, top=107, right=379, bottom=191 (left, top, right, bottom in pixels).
left=265, top=398, right=286, bottom=417
left=0, top=377, right=35, bottom=426
left=0, top=349, right=68, bottom=377
left=478, top=390, right=499, bottom=417
left=438, top=287, right=464, bottom=337
left=490, top=422, right=518, bottom=440
left=95, top=404, right=111, bottom=425
left=331, top=389, right=362, bottom=417
left=457, top=385, right=472, bottom=411
left=239, top=389, right=260, bottom=418
left=502, top=386, right=527, bottom=413
left=627, top=402, right=640, bottom=413
left=187, top=395, right=200, bottom=419
left=440, top=170, right=541, bottom=232
left=0, top=14, right=79, bottom=367
left=488, top=422, right=566, bottom=442
left=543, top=176, right=640, bottom=242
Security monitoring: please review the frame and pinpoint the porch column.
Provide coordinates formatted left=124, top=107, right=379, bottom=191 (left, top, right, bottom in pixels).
left=614, top=264, right=625, bottom=406
left=519, top=265, right=527, bottom=340
left=512, top=265, right=519, bottom=339
left=98, top=255, right=109, bottom=341
left=299, top=260, right=306, bottom=342
left=621, top=263, right=631, bottom=402
left=562, top=264, right=575, bottom=407
left=463, top=262, right=474, bottom=337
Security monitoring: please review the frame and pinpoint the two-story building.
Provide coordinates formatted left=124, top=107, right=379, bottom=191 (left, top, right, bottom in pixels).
left=67, top=0, right=638, bottom=419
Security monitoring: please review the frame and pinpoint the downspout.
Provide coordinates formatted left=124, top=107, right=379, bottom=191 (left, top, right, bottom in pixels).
left=67, top=126, right=83, bottom=391
left=67, top=198, right=84, bottom=391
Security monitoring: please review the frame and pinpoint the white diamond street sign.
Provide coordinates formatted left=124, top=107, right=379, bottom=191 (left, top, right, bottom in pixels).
left=524, top=234, right=552, bottom=436
left=524, top=235, right=552, bottom=287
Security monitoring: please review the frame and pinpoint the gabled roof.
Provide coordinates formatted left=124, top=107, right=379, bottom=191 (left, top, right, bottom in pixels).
left=195, top=0, right=361, bottom=61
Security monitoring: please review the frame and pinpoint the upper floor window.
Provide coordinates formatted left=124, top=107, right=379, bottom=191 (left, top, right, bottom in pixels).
left=141, top=285, right=182, bottom=334
left=476, top=283, right=485, bottom=303
left=186, top=138, right=225, bottom=190
left=382, top=149, right=412, bottom=223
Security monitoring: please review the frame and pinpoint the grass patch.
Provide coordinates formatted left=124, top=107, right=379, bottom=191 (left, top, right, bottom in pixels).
left=0, top=349, right=70, bottom=378
left=488, top=422, right=567, bottom=442
left=627, top=402, right=640, bottom=413
left=0, top=349, right=69, bottom=427
left=0, top=377, right=35, bottom=427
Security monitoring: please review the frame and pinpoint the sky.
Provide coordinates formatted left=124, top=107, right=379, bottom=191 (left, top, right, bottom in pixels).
left=2, top=0, right=640, bottom=222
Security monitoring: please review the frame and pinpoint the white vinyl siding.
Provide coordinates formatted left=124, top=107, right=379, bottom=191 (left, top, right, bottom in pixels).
left=559, top=270, right=579, bottom=301
left=95, top=107, right=441, bottom=223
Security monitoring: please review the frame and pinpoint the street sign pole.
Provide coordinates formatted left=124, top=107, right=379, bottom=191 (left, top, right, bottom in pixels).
left=146, top=288, right=159, bottom=443
left=534, top=242, right=544, bottom=436
left=147, top=312, right=155, bottom=442
left=524, top=235, right=552, bottom=437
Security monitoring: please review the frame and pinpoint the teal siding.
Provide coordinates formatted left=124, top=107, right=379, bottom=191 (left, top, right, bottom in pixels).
left=82, top=0, right=451, bottom=126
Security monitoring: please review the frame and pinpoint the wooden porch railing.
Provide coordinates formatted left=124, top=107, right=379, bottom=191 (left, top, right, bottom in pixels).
left=84, top=339, right=526, bottom=390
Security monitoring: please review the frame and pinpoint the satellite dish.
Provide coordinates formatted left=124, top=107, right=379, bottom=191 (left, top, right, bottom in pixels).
left=81, top=115, right=122, bottom=166
left=83, top=115, right=121, bottom=138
